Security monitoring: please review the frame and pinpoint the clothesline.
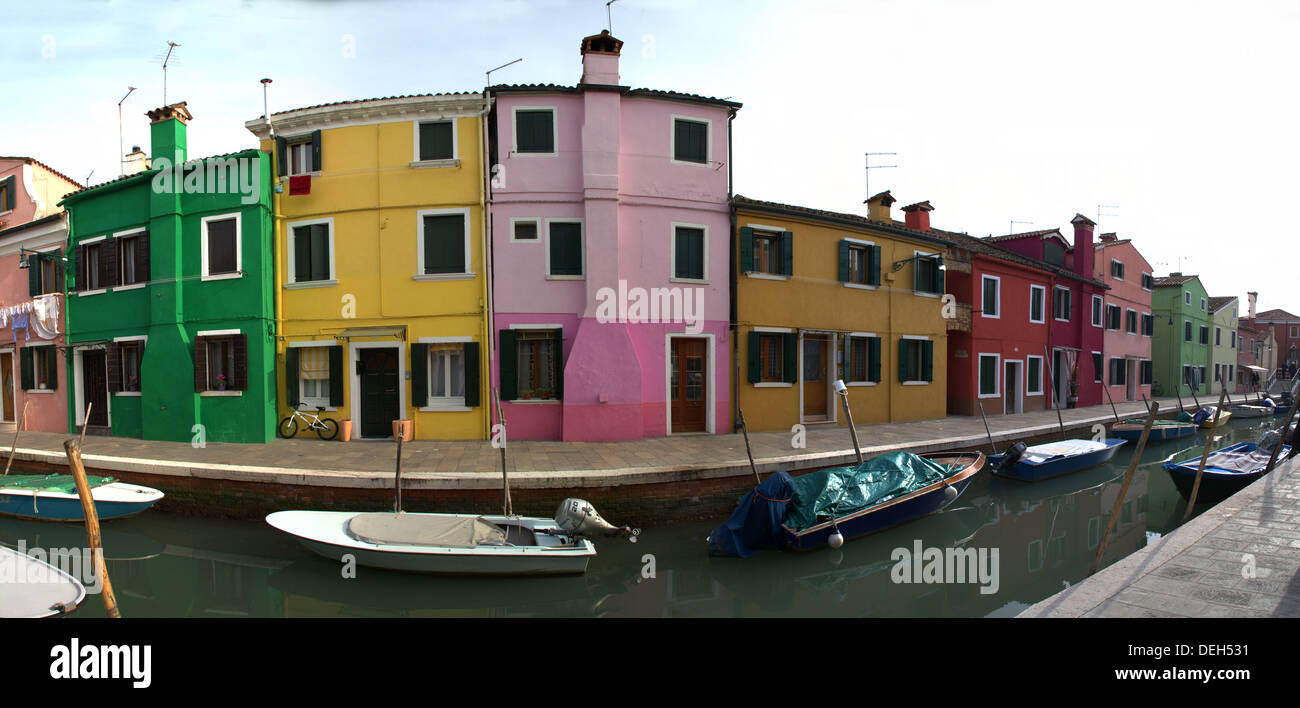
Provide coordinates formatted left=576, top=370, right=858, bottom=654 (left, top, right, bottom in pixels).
left=0, top=293, right=62, bottom=341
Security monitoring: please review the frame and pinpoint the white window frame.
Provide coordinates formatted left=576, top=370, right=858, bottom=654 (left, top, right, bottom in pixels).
left=843, top=331, right=878, bottom=387
left=900, top=335, right=932, bottom=386
left=1090, top=294, right=1103, bottom=328
left=912, top=249, right=942, bottom=299
left=511, top=106, right=557, bottom=156
left=1029, top=284, right=1046, bottom=324
left=1104, top=303, right=1120, bottom=331
left=669, top=221, right=709, bottom=284
left=1110, top=258, right=1124, bottom=280
left=200, top=212, right=242, bottom=281
left=745, top=225, right=788, bottom=280
left=1184, top=319, right=1193, bottom=343
left=285, top=217, right=336, bottom=288
left=1185, top=291, right=1191, bottom=306
left=980, top=274, right=1000, bottom=318
left=544, top=218, right=585, bottom=281
left=114, top=227, right=148, bottom=290
left=1142, top=311, right=1152, bottom=338
left=286, top=139, right=314, bottom=177
left=841, top=237, right=877, bottom=290
left=422, top=337, right=471, bottom=411
left=977, top=352, right=1000, bottom=398
left=670, top=115, right=712, bottom=167
left=1053, top=286, right=1072, bottom=322
left=288, top=340, right=337, bottom=411
left=1141, top=272, right=1153, bottom=291
left=24, top=343, right=56, bottom=393
left=507, top=324, right=564, bottom=403
left=1201, top=297, right=1207, bottom=312
left=414, top=207, right=474, bottom=281
left=112, top=334, right=148, bottom=397
left=1215, top=326, right=1222, bottom=346
left=412, top=119, right=459, bottom=166
left=1126, top=308, right=1137, bottom=335
left=509, top=217, right=541, bottom=244
left=1026, top=354, right=1044, bottom=395
left=1092, top=350, right=1104, bottom=384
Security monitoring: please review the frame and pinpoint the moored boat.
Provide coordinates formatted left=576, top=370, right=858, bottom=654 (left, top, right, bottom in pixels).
left=0, top=474, right=164, bottom=522
left=1111, top=419, right=1197, bottom=442
left=988, top=438, right=1126, bottom=482
left=0, top=544, right=86, bottom=618
left=1227, top=404, right=1273, bottom=419
left=1164, top=441, right=1292, bottom=505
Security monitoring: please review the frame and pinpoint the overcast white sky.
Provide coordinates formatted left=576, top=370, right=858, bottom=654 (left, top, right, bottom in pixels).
left=4, top=0, right=1297, bottom=315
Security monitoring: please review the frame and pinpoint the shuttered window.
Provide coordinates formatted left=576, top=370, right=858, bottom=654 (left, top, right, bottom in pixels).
left=515, top=109, right=555, bottom=153
left=515, top=330, right=561, bottom=399
left=914, top=255, right=944, bottom=295
left=843, top=335, right=881, bottom=383
left=204, top=217, right=239, bottom=276
left=20, top=346, right=58, bottom=391
left=422, top=214, right=467, bottom=275
left=292, top=223, right=332, bottom=282
left=673, top=118, right=708, bottom=164
left=194, top=333, right=247, bottom=391
left=548, top=222, right=583, bottom=277
left=418, top=121, right=454, bottom=161
left=898, top=338, right=934, bottom=383
left=673, top=226, right=705, bottom=280
left=108, top=340, right=144, bottom=392
left=118, top=231, right=150, bottom=285
left=298, top=346, right=331, bottom=405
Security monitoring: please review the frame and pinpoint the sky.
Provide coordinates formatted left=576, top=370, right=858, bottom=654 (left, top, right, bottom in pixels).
left=4, top=0, right=1298, bottom=316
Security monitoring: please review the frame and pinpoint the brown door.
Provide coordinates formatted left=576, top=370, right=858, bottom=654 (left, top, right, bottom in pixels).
left=82, top=349, right=109, bottom=427
left=802, top=335, right=829, bottom=420
left=1, top=352, right=12, bottom=422
left=670, top=338, right=707, bottom=433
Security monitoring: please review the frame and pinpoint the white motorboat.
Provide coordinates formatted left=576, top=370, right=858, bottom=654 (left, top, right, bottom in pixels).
left=0, top=545, right=86, bottom=618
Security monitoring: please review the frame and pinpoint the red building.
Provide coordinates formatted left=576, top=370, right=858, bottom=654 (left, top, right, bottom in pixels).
left=1255, top=307, right=1300, bottom=379
left=1237, top=294, right=1270, bottom=394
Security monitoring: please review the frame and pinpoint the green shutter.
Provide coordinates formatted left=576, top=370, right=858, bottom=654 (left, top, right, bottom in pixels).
left=274, top=137, right=287, bottom=177
left=310, top=130, right=322, bottom=172
left=3, top=176, right=16, bottom=210
left=553, top=330, right=564, bottom=400
left=898, top=338, right=909, bottom=383
left=837, top=240, right=850, bottom=282
left=410, top=343, right=428, bottom=408
left=868, top=245, right=881, bottom=286
left=284, top=348, right=300, bottom=408
left=922, top=340, right=933, bottom=382
left=499, top=330, right=517, bottom=400
left=747, top=331, right=761, bottom=384
left=912, top=256, right=923, bottom=292
left=780, top=231, right=793, bottom=276
left=44, top=347, right=57, bottom=391
left=463, top=342, right=480, bottom=407
left=27, top=255, right=41, bottom=296
left=841, top=336, right=853, bottom=383
left=328, top=346, right=343, bottom=406
left=19, top=348, right=33, bottom=391
left=782, top=332, right=797, bottom=384
left=869, top=336, right=881, bottom=383
left=739, top=227, right=754, bottom=274
left=934, top=257, right=945, bottom=293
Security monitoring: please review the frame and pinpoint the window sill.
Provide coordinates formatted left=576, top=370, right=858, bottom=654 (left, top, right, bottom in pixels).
left=981, top=312, right=1000, bottom=319
left=285, top=171, right=321, bottom=180
left=670, top=277, right=709, bottom=285
left=914, top=291, right=941, bottom=299
left=200, top=390, right=242, bottom=397
left=753, top=382, right=793, bottom=388
left=114, top=391, right=142, bottom=397
left=670, top=158, right=710, bottom=167
left=1029, top=319, right=1045, bottom=325
left=419, top=405, right=473, bottom=412
left=512, top=151, right=556, bottom=157
left=545, top=275, right=584, bottom=281
left=845, top=381, right=876, bottom=387
left=745, top=273, right=788, bottom=281
left=410, top=159, right=461, bottom=169
left=299, top=402, right=335, bottom=411
left=77, top=289, right=108, bottom=297
left=115, top=283, right=147, bottom=292
left=413, top=272, right=476, bottom=282
left=202, top=272, right=243, bottom=282
left=903, top=381, right=932, bottom=386
left=977, top=392, right=1000, bottom=398
left=24, top=389, right=55, bottom=394
left=285, top=280, right=338, bottom=290
left=508, top=399, right=560, bottom=405
left=843, top=282, right=877, bottom=290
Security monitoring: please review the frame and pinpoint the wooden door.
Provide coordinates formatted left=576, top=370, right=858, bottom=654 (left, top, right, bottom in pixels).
left=359, top=348, right=400, bottom=437
left=82, top=350, right=109, bottom=427
left=670, top=338, right=707, bottom=433
left=1, top=353, right=12, bottom=422
left=1004, top=361, right=1020, bottom=414
left=802, top=335, right=828, bottom=420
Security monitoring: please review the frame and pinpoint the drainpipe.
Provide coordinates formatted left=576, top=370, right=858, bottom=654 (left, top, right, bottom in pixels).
left=727, top=108, right=741, bottom=433
left=263, top=115, right=285, bottom=394
left=62, top=208, right=74, bottom=432
left=475, top=90, right=494, bottom=440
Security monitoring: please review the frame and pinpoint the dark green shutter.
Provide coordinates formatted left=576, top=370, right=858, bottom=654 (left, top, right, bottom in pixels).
left=747, top=331, right=761, bottom=384
left=841, top=336, right=853, bottom=383
left=310, top=130, right=322, bottom=172
left=463, top=342, right=480, bottom=407
left=922, top=340, right=934, bottom=382
left=293, top=226, right=311, bottom=283
left=410, top=343, right=428, bottom=408
left=780, top=231, right=793, bottom=276
left=3, top=176, right=16, bottom=210
left=44, top=347, right=57, bottom=391
left=868, top=245, right=881, bottom=286
left=284, top=348, right=300, bottom=408
left=19, top=348, right=33, bottom=391
left=27, top=255, right=41, bottom=296
left=782, top=332, right=797, bottom=383
left=934, top=257, right=945, bottom=293
left=275, top=137, right=287, bottom=177
left=499, top=330, right=517, bottom=401
left=837, top=240, right=850, bottom=282
left=328, top=346, right=343, bottom=406
left=898, top=338, right=909, bottom=383
left=739, top=227, right=754, bottom=274
left=869, top=336, right=881, bottom=382
left=552, top=330, right=564, bottom=400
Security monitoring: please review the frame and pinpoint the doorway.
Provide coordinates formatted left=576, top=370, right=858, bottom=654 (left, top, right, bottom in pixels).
left=1052, top=349, right=1066, bottom=407
left=1004, top=360, right=1022, bottom=414
left=670, top=337, right=707, bottom=433
left=1126, top=359, right=1137, bottom=401
left=358, top=347, right=400, bottom=437
left=0, top=351, right=12, bottom=423
left=81, top=349, right=109, bottom=428
left=801, top=334, right=830, bottom=422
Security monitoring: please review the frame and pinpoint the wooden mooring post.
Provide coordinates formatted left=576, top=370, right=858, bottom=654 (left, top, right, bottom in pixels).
left=1089, top=401, right=1158, bottom=576
left=63, top=438, right=120, bottom=618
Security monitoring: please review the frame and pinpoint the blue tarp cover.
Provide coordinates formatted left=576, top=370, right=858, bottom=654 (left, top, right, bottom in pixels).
left=782, top=452, right=957, bottom=532
left=706, top=470, right=794, bottom=558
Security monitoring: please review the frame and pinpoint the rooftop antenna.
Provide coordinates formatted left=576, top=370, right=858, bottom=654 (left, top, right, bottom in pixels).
left=865, top=152, right=897, bottom=201
left=606, top=0, right=618, bottom=32
left=84, top=169, right=94, bottom=187
left=486, top=58, right=523, bottom=87
left=162, top=41, right=180, bottom=105
left=117, top=86, right=136, bottom=177
left=1097, top=203, right=1119, bottom=225
left=1009, top=219, right=1032, bottom=234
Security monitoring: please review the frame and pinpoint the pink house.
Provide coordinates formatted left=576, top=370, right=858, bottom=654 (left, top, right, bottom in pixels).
left=488, top=31, right=740, bottom=440
left=0, top=156, right=82, bottom=433
left=1094, top=233, right=1154, bottom=402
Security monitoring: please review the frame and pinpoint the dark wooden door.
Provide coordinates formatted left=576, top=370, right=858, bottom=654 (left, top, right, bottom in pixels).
left=802, top=335, right=828, bottom=419
left=670, top=338, right=707, bottom=433
left=82, top=350, right=109, bottom=427
left=359, top=348, right=400, bottom=437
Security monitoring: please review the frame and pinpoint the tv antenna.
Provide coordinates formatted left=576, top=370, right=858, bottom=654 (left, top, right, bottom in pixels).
left=162, top=41, right=181, bottom=105
left=864, top=152, right=897, bottom=200
left=1009, top=220, right=1033, bottom=234
left=118, top=86, right=136, bottom=176
left=1097, top=203, right=1119, bottom=224
left=84, top=170, right=94, bottom=187
left=486, top=58, right=523, bottom=87
left=606, top=0, right=619, bottom=33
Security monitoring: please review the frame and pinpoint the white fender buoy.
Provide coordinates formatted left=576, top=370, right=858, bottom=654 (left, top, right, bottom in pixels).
left=828, top=528, right=844, bottom=549
left=943, top=485, right=959, bottom=503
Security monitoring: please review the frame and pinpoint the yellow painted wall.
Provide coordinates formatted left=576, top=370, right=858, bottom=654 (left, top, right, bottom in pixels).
left=259, top=115, right=489, bottom=440
left=735, top=208, right=949, bottom=433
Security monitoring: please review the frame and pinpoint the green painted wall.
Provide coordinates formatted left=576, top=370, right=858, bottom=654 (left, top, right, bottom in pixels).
left=1151, top=277, right=1212, bottom=398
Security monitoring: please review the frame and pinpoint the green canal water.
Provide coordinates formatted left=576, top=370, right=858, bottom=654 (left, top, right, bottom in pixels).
left=2, top=417, right=1284, bottom=618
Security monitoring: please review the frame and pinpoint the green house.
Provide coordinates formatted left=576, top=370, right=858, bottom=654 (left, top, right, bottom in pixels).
left=59, top=102, right=276, bottom=443
left=1150, top=273, right=1212, bottom=398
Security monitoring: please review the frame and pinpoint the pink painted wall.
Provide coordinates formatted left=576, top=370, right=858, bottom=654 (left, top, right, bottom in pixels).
left=0, top=252, right=69, bottom=433
left=1094, top=239, right=1153, bottom=402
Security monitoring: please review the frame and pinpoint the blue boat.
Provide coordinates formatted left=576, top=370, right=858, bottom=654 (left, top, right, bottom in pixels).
left=1164, top=441, right=1291, bottom=505
left=1111, top=419, right=1197, bottom=442
left=988, top=438, right=1126, bottom=482
left=0, top=474, right=164, bottom=522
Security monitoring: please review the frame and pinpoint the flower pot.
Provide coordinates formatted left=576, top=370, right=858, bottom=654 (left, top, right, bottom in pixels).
left=392, top=419, right=414, bottom=442
left=340, top=419, right=353, bottom=442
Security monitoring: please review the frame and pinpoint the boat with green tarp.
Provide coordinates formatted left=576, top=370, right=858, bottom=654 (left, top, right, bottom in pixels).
left=0, top=473, right=164, bottom=522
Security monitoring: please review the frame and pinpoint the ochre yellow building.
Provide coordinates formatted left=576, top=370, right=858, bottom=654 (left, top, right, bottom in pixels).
left=246, top=93, right=490, bottom=439
left=733, top=194, right=952, bottom=432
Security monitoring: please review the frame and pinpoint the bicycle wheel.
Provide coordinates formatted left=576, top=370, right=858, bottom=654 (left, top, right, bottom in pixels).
left=316, top=417, right=339, bottom=441
left=278, top=416, right=299, bottom=439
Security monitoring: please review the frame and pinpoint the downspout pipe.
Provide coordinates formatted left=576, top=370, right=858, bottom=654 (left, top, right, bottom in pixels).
left=474, top=90, right=494, bottom=440
left=728, top=107, right=739, bottom=433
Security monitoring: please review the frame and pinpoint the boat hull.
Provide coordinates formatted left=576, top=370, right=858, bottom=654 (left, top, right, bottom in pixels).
left=781, top=452, right=985, bottom=552
left=0, top=482, right=164, bottom=522
left=0, top=546, right=86, bottom=618
left=1164, top=443, right=1291, bottom=505
left=1200, top=410, right=1232, bottom=428
left=266, top=510, right=596, bottom=576
left=1112, top=423, right=1196, bottom=442
left=989, top=438, right=1126, bottom=482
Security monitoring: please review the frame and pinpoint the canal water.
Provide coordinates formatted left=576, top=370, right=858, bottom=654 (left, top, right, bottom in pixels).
left=1, top=416, right=1284, bottom=618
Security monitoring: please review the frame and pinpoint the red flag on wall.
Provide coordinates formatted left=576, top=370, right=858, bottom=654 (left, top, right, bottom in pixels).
left=288, top=175, right=312, bottom=195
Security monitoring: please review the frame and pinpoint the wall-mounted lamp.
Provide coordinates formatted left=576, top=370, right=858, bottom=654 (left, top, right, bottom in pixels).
left=892, top=255, right=946, bottom=273
left=18, top=248, right=68, bottom=269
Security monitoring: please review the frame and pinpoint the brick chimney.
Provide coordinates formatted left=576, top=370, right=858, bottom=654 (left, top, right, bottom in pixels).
left=1070, top=213, right=1095, bottom=278
left=579, top=30, right=623, bottom=85
left=902, top=201, right=933, bottom=232
left=864, top=190, right=895, bottom=222
left=1099, top=232, right=1118, bottom=242
left=146, top=102, right=192, bottom=165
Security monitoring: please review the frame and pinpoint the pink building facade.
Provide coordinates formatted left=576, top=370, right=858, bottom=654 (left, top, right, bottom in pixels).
left=1094, top=234, right=1154, bottom=402
left=488, top=32, right=739, bottom=440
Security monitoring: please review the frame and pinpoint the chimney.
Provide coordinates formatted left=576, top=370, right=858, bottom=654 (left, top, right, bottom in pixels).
left=1070, top=213, right=1095, bottom=277
left=123, top=146, right=150, bottom=175
left=146, top=101, right=192, bottom=165
left=1099, top=232, right=1118, bottom=242
left=579, top=30, right=623, bottom=85
left=902, top=201, right=933, bottom=232
left=1248, top=291, right=1258, bottom=324
left=864, top=190, right=895, bottom=222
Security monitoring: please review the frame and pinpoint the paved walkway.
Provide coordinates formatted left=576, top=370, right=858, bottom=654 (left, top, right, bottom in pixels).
left=0, top=396, right=1198, bottom=489
left=1020, top=456, right=1300, bottom=618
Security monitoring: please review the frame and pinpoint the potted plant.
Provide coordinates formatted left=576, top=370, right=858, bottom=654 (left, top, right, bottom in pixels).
left=128, top=375, right=139, bottom=392
left=520, top=388, right=533, bottom=400
left=535, top=387, right=552, bottom=400
left=216, top=374, right=228, bottom=391
left=37, top=378, right=47, bottom=390
left=1066, top=366, right=1079, bottom=408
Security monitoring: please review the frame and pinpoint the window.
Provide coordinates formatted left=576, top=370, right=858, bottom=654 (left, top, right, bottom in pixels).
left=1109, top=358, right=1126, bottom=386
left=1091, top=294, right=1103, bottom=327
left=514, top=108, right=555, bottom=154
left=1184, top=320, right=1193, bottom=343
left=1230, top=331, right=1236, bottom=347
left=1141, top=273, right=1154, bottom=290
left=1027, top=356, right=1043, bottom=395
left=1142, top=313, right=1153, bottom=337
left=978, top=354, right=999, bottom=397
left=1043, top=240, right=1065, bottom=267
left=276, top=132, right=320, bottom=176
left=1199, top=366, right=1207, bottom=385
left=839, top=240, right=879, bottom=286
left=296, top=346, right=331, bottom=407
left=848, top=245, right=867, bottom=284
left=27, top=250, right=65, bottom=295
left=1215, top=327, right=1222, bottom=346
left=913, top=254, right=943, bottom=295
left=1110, top=259, right=1125, bottom=279
left=19, top=346, right=58, bottom=391
left=1199, top=326, right=1209, bottom=345
left=1092, top=352, right=1103, bottom=383
left=508, top=330, right=560, bottom=399
left=75, top=240, right=112, bottom=292
left=672, top=225, right=705, bottom=281
left=1200, top=297, right=1206, bottom=312
left=427, top=344, right=465, bottom=402
left=672, top=117, right=709, bottom=164
left=759, top=334, right=784, bottom=382
left=1054, top=287, right=1072, bottom=321
left=511, top=218, right=539, bottom=242
left=1105, top=304, right=1121, bottom=330
left=110, top=340, right=144, bottom=392
left=547, top=221, right=583, bottom=277
left=752, top=231, right=781, bottom=275
left=981, top=275, right=1000, bottom=317
left=287, top=141, right=313, bottom=176
left=1029, top=285, right=1045, bottom=324
left=1126, top=309, right=1137, bottom=334
left=1185, top=291, right=1191, bottom=306
left=419, top=211, right=468, bottom=276
left=201, top=215, right=240, bottom=278
left=843, top=335, right=882, bottom=383
left=1290, top=325, right=1298, bottom=339
left=898, top=338, right=934, bottom=384
left=290, top=222, right=332, bottom=283
left=208, top=339, right=234, bottom=390
left=0, top=176, right=11, bottom=212
left=194, top=332, right=246, bottom=392
left=1140, top=360, right=1153, bottom=385
left=118, top=231, right=149, bottom=286
left=417, top=121, right=454, bottom=162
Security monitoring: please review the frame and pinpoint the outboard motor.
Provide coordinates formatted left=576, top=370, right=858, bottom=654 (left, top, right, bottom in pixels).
left=997, top=442, right=1027, bottom=473
left=555, top=498, right=638, bottom=539
left=1258, top=430, right=1282, bottom=456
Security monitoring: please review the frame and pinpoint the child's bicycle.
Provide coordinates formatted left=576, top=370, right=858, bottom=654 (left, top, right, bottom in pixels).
left=278, top=403, right=339, bottom=440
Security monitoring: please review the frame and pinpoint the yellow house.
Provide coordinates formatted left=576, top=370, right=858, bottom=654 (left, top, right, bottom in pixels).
left=733, top=194, right=952, bottom=433
left=246, top=93, right=490, bottom=440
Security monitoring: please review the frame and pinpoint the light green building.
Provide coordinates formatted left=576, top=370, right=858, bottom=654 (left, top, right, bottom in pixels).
left=1151, top=274, right=1211, bottom=398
